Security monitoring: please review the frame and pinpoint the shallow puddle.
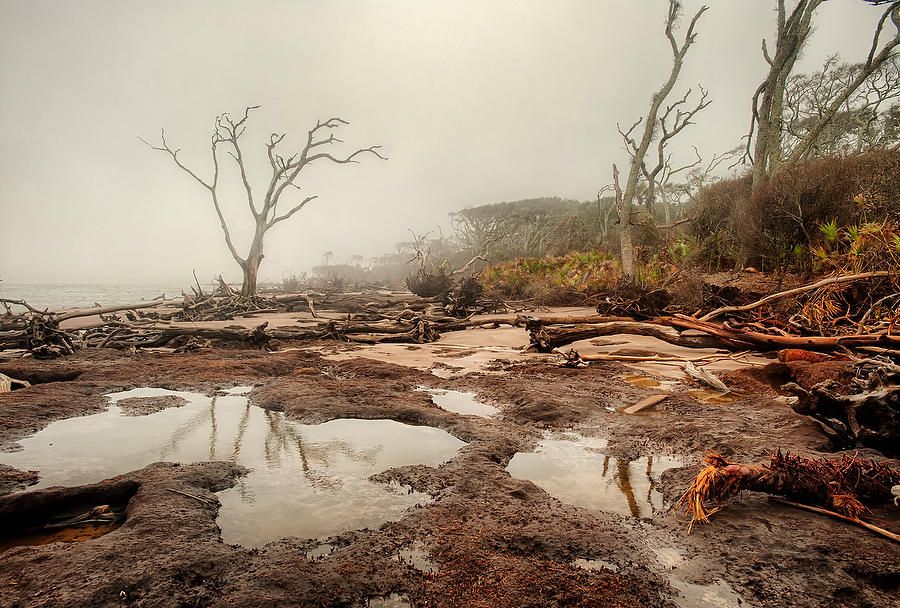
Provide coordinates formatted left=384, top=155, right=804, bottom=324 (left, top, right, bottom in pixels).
left=647, top=542, right=744, bottom=607
left=307, top=543, right=333, bottom=559
left=418, top=388, right=499, bottom=418
left=2, top=388, right=466, bottom=548
left=622, top=374, right=681, bottom=392
left=394, top=542, right=437, bottom=573
left=0, top=521, right=123, bottom=553
left=574, top=557, right=619, bottom=573
left=651, top=545, right=684, bottom=569
left=367, top=593, right=411, bottom=607
left=506, top=433, right=681, bottom=518
left=622, top=375, right=661, bottom=388
left=669, top=577, right=743, bottom=608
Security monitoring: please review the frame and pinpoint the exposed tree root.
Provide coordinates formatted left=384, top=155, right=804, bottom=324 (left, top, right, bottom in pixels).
left=680, top=450, right=900, bottom=533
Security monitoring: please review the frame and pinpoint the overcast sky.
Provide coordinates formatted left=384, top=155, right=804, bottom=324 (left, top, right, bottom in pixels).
left=0, top=0, right=889, bottom=284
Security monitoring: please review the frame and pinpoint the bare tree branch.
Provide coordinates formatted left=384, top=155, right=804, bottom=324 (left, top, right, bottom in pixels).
left=143, top=107, right=385, bottom=295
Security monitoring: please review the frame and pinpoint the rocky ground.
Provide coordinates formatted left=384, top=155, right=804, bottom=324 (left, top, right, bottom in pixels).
left=0, top=317, right=897, bottom=608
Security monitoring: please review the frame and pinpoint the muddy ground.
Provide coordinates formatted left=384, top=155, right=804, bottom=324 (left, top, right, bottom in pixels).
left=0, top=318, right=897, bottom=608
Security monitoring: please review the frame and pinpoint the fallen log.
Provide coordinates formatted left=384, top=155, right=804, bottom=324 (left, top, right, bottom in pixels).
left=784, top=381, right=899, bottom=458
left=513, top=314, right=636, bottom=326
left=525, top=319, right=725, bottom=353
left=571, top=351, right=748, bottom=364
left=0, top=373, right=31, bottom=392
left=671, top=314, right=900, bottom=350
left=55, top=300, right=170, bottom=322
left=683, top=360, right=729, bottom=393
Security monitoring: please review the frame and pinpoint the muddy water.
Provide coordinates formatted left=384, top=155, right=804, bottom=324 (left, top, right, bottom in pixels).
left=0, top=521, right=123, bottom=553
left=506, top=433, right=681, bottom=518
left=2, top=388, right=466, bottom=548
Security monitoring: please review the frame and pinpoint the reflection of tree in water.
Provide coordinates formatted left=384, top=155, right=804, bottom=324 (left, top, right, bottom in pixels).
left=158, top=399, right=221, bottom=460
left=599, top=454, right=662, bottom=518
left=209, top=397, right=218, bottom=460
left=614, top=459, right=641, bottom=518
left=156, top=393, right=384, bottom=494
left=231, top=402, right=254, bottom=502
left=645, top=455, right=656, bottom=509
left=258, top=410, right=380, bottom=491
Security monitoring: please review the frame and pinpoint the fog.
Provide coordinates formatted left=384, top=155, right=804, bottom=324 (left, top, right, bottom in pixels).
left=0, top=0, right=887, bottom=284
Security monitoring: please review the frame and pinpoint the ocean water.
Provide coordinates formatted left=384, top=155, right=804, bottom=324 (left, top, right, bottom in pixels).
left=0, top=283, right=191, bottom=311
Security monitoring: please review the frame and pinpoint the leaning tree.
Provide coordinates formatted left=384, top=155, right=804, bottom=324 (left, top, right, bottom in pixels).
left=142, top=107, right=385, bottom=296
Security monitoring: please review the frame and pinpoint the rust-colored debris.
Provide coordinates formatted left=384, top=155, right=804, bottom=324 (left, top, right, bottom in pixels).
left=680, top=450, right=900, bottom=532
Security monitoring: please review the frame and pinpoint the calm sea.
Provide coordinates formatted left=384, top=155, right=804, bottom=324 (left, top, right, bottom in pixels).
left=0, top=283, right=191, bottom=311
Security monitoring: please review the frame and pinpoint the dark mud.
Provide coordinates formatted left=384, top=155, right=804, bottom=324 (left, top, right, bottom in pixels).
left=0, top=345, right=898, bottom=607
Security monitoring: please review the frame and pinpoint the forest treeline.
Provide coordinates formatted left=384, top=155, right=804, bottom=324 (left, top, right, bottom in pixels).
left=303, top=147, right=899, bottom=296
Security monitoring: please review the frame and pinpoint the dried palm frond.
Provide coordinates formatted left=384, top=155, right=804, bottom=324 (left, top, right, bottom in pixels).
left=680, top=450, right=900, bottom=532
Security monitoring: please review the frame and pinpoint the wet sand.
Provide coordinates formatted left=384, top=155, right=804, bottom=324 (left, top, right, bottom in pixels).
left=0, top=308, right=897, bottom=607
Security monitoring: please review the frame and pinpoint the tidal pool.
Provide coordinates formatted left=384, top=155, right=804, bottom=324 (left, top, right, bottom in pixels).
left=2, top=388, right=466, bottom=547
left=506, top=433, right=681, bottom=518
left=418, top=387, right=499, bottom=418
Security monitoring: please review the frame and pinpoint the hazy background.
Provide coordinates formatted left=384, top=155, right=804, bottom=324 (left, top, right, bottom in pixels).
left=0, top=0, right=888, bottom=285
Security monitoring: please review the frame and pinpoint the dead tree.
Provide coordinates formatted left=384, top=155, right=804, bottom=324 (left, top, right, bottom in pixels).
left=613, top=0, right=708, bottom=275
left=746, top=0, right=900, bottom=191
left=142, top=107, right=386, bottom=296
left=785, top=2, right=900, bottom=164
left=626, top=87, right=711, bottom=215
left=783, top=55, right=900, bottom=157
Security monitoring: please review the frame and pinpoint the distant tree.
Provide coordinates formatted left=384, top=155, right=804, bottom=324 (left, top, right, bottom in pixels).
left=142, top=107, right=385, bottom=296
left=450, top=198, right=583, bottom=260
left=613, top=0, right=709, bottom=275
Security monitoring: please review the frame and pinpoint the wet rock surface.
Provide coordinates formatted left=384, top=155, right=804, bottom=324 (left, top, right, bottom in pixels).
left=116, top=394, right=190, bottom=416
left=0, top=343, right=897, bottom=607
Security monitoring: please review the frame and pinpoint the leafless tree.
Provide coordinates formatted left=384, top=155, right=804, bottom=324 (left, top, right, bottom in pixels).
left=654, top=146, right=704, bottom=225
left=141, top=106, right=386, bottom=296
left=783, top=54, right=900, bottom=157
left=614, top=0, right=708, bottom=275
left=449, top=210, right=518, bottom=258
left=623, top=86, right=711, bottom=214
left=745, top=0, right=900, bottom=191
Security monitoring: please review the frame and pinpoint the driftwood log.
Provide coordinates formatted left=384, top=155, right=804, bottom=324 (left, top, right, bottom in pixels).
left=670, top=315, right=900, bottom=350
left=785, top=381, right=899, bottom=458
left=524, top=318, right=724, bottom=353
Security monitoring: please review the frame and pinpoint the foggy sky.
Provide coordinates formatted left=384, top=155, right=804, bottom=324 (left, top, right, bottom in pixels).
left=0, top=0, right=888, bottom=284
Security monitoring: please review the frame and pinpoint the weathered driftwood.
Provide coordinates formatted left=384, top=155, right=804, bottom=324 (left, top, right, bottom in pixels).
left=671, top=314, right=900, bottom=350
left=784, top=381, right=899, bottom=458
left=524, top=318, right=724, bottom=353
left=55, top=301, right=169, bottom=322
left=623, top=395, right=668, bottom=414
left=683, top=360, right=729, bottom=392
left=513, top=314, right=636, bottom=326
left=0, top=373, right=31, bottom=392
left=771, top=498, right=900, bottom=544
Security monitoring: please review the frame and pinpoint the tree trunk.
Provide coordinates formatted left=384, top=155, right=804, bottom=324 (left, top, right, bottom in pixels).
left=241, top=263, right=259, bottom=297
left=613, top=164, right=634, bottom=276
left=240, top=222, right=268, bottom=297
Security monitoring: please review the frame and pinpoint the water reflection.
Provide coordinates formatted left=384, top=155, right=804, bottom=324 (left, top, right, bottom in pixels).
left=2, top=388, right=466, bottom=547
left=416, top=387, right=499, bottom=418
left=506, top=434, right=681, bottom=518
